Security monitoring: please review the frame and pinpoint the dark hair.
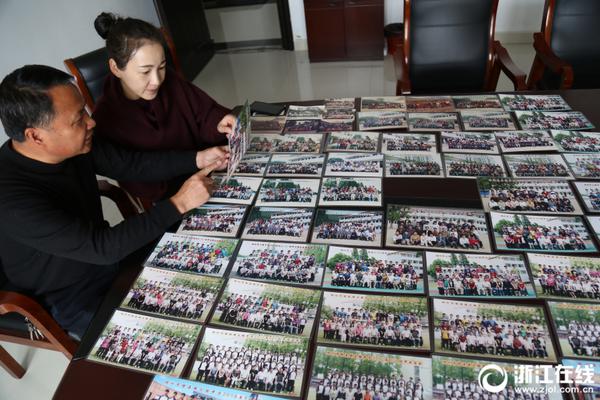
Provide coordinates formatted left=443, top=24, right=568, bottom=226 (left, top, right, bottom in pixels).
left=0, top=65, right=73, bottom=142
left=94, top=12, right=165, bottom=69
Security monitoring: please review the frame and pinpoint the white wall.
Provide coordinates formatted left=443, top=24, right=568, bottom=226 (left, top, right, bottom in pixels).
left=206, top=3, right=280, bottom=43
left=0, top=0, right=159, bottom=141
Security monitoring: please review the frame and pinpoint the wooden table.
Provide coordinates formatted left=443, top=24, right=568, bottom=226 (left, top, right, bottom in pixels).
left=53, top=89, right=600, bottom=400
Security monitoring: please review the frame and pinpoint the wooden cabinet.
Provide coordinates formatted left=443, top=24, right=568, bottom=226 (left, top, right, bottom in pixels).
left=304, top=0, right=384, bottom=62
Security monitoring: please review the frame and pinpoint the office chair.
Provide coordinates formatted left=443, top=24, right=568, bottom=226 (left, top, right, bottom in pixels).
left=394, top=0, right=527, bottom=95
left=527, top=0, right=600, bottom=89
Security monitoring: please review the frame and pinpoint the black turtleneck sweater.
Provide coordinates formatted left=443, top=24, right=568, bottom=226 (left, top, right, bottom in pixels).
left=0, top=137, right=197, bottom=329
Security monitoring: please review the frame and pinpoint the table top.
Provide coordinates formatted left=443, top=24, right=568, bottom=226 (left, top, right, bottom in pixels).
left=53, top=89, right=600, bottom=400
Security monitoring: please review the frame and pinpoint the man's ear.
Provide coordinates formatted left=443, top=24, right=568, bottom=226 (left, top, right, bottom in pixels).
left=23, top=127, right=45, bottom=146
left=108, top=58, right=123, bottom=78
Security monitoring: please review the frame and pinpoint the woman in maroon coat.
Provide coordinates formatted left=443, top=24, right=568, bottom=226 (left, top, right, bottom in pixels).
left=92, top=12, right=234, bottom=203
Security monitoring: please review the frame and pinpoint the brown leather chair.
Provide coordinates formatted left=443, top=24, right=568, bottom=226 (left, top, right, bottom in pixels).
left=527, top=0, right=600, bottom=89
left=394, top=0, right=527, bottom=94
left=0, top=180, right=137, bottom=379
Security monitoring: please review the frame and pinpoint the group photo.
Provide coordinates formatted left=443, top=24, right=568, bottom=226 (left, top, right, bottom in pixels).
left=408, top=113, right=460, bottom=132
left=256, top=178, right=320, bottom=208
left=250, top=116, right=286, bottom=134
left=444, top=154, right=507, bottom=179
left=452, top=95, right=503, bottom=110
left=266, top=154, right=325, bottom=177
left=242, top=207, right=313, bottom=242
left=177, top=204, right=247, bottom=238
left=318, top=292, right=430, bottom=350
left=574, top=181, right=600, bottom=213
left=433, top=299, right=556, bottom=362
left=324, top=152, right=384, bottom=177
left=357, top=111, right=408, bottom=130
left=386, top=154, right=444, bottom=178
left=325, top=131, right=380, bottom=152
left=504, top=154, right=574, bottom=179
left=234, top=153, right=271, bottom=176
left=552, top=130, right=600, bottom=153
left=549, top=301, right=600, bottom=360
left=495, top=130, right=559, bottom=153
left=382, top=133, right=437, bottom=154
left=312, top=209, right=383, bottom=247
left=248, top=133, right=323, bottom=153
left=210, top=176, right=262, bottom=205
left=319, top=177, right=382, bottom=207
left=283, top=119, right=320, bottom=134
left=361, top=96, right=407, bottom=111
left=440, top=132, right=499, bottom=154
left=286, top=105, right=325, bottom=119
left=564, top=153, right=600, bottom=179
left=193, top=328, right=308, bottom=397
left=499, top=94, right=571, bottom=111
left=460, top=110, right=516, bottom=131
left=516, top=111, right=594, bottom=131
left=406, top=96, right=455, bottom=113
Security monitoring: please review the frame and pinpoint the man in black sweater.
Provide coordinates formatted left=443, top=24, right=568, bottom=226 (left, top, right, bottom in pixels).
left=0, top=65, right=230, bottom=338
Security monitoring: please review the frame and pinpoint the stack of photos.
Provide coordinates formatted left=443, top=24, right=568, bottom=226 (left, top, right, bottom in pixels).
left=440, top=132, right=499, bottom=154
left=308, top=347, right=432, bottom=400
left=319, top=177, right=382, bottom=207
left=431, top=355, right=563, bottom=400
left=325, top=97, right=356, bottom=109
left=235, top=153, right=271, bottom=176
left=144, top=233, right=238, bottom=276
left=528, top=253, right=600, bottom=301
left=385, top=153, right=444, bottom=178
left=548, top=301, right=600, bottom=359
left=211, top=278, right=320, bottom=337
left=561, top=359, right=600, bottom=400
left=499, top=94, right=571, bottom=111
left=255, top=178, right=320, bottom=208
left=574, top=181, right=600, bottom=213
left=381, top=133, right=437, bottom=154
left=312, top=209, right=383, bottom=247
left=283, top=119, right=320, bottom=134
left=144, top=376, right=287, bottom=400
left=120, top=268, right=222, bottom=323
left=386, top=205, right=491, bottom=253
left=452, top=94, right=503, bottom=110
left=318, top=292, right=430, bottom=351
left=357, top=111, right=407, bottom=131
left=408, top=112, right=460, bottom=132
left=247, top=133, right=323, bottom=153
left=231, top=240, right=326, bottom=287
left=324, top=152, right=384, bottom=177
left=552, top=130, right=600, bottom=153
left=477, top=178, right=583, bottom=214
left=489, top=212, right=597, bottom=253
left=516, top=111, right=594, bottom=131
left=191, top=327, right=309, bottom=397
left=324, top=131, right=380, bottom=153
left=177, top=204, right=247, bottom=237
left=495, top=130, right=559, bottom=153
left=504, top=154, right=574, bottom=179
left=425, top=252, right=534, bottom=298
left=227, top=101, right=250, bottom=180
left=432, top=298, right=557, bottom=362
left=209, top=175, right=262, bottom=205
left=360, top=96, right=407, bottom=111
left=266, top=154, right=325, bottom=178
left=406, top=96, right=455, bottom=113
left=251, top=116, right=286, bottom=134
left=318, top=119, right=354, bottom=132
left=323, top=246, right=424, bottom=294
left=564, top=153, right=600, bottom=179
left=286, top=105, right=325, bottom=120
left=89, top=310, right=201, bottom=377
left=443, top=153, right=507, bottom=179
left=241, top=207, right=314, bottom=242
left=460, top=110, right=516, bottom=131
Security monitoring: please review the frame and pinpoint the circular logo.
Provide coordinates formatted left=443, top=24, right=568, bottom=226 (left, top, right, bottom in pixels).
left=478, top=364, right=508, bottom=393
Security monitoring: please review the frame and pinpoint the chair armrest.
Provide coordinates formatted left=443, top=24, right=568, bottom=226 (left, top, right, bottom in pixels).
left=97, top=180, right=139, bottom=219
left=392, top=46, right=412, bottom=95
left=493, top=41, right=528, bottom=91
left=531, top=32, right=574, bottom=89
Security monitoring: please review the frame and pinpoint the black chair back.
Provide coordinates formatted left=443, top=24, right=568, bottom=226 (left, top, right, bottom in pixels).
left=408, top=0, right=495, bottom=93
left=68, top=48, right=110, bottom=106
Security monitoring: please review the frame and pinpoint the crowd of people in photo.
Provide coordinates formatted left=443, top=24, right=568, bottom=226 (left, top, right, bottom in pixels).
left=498, top=224, right=589, bottom=251
left=557, top=135, right=600, bottom=152
left=251, top=120, right=283, bottom=132
left=321, top=184, right=380, bottom=202
left=126, top=280, right=215, bottom=320
left=454, top=98, right=500, bottom=109
left=448, top=161, right=505, bottom=178
left=284, top=120, right=320, bottom=133
left=443, top=136, right=496, bottom=151
left=360, top=115, right=406, bottom=129
left=245, top=216, right=309, bottom=238
left=249, top=138, right=320, bottom=153
left=267, top=162, right=321, bottom=176
left=386, top=140, right=435, bottom=152
left=363, top=101, right=404, bottom=110
left=316, top=219, right=381, bottom=242
left=322, top=307, right=425, bottom=348
left=440, top=377, right=552, bottom=400
left=487, top=187, right=576, bottom=213
left=438, top=313, right=549, bottom=358
left=260, top=187, right=315, bottom=203
left=391, top=215, right=485, bottom=250
left=216, top=293, right=310, bottom=335
left=412, top=119, right=456, bottom=130
left=568, top=156, right=600, bottom=177
left=389, top=161, right=441, bottom=176
left=148, top=241, right=229, bottom=274
left=329, top=161, right=381, bottom=174
left=408, top=100, right=452, bottom=111
left=521, top=114, right=590, bottom=130
left=465, top=117, right=509, bottom=129
left=194, top=344, right=303, bottom=394
left=181, top=212, right=241, bottom=234
left=582, top=188, right=600, bottom=210
left=235, top=162, right=264, bottom=174
left=432, top=263, right=529, bottom=297
left=328, top=138, right=377, bottom=151
left=329, top=257, right=421, bottom=291
left=314, top=370, right=425, bottom=400
left=511, top=162, right=570, bottom=177
left=236, top=248, right=320, bottom=283
left=504, top=96, right=565, bottom=111
left=212, top=182, right=254, bottom=200
left=497, top=135, right=554, bottom=149
left=565, top=321, right=600, bottom=357
left=534, top=262, right=600, bottom=299
left=94, top=326, right=190, bottom=374
left=320, top=121, right=353, bottom=132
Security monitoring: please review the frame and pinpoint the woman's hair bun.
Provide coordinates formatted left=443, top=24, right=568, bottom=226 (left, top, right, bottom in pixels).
left=94, top=12, right=122, bottom=39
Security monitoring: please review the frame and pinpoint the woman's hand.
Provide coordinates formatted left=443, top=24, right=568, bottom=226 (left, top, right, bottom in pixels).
left=196, top=145, right=230, bottom=170
left=217, top=114, right=236, bottom=135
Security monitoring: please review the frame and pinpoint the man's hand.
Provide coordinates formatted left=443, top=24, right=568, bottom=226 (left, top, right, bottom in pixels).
left=217, top=114, right=236, bottom=136
left=170, top=161, right=221, bottom=214
left=196, top=146, right=230, bottom=170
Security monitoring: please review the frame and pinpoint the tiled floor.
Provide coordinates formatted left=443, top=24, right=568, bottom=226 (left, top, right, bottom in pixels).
left=1, top=44, right=535, bottom=400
